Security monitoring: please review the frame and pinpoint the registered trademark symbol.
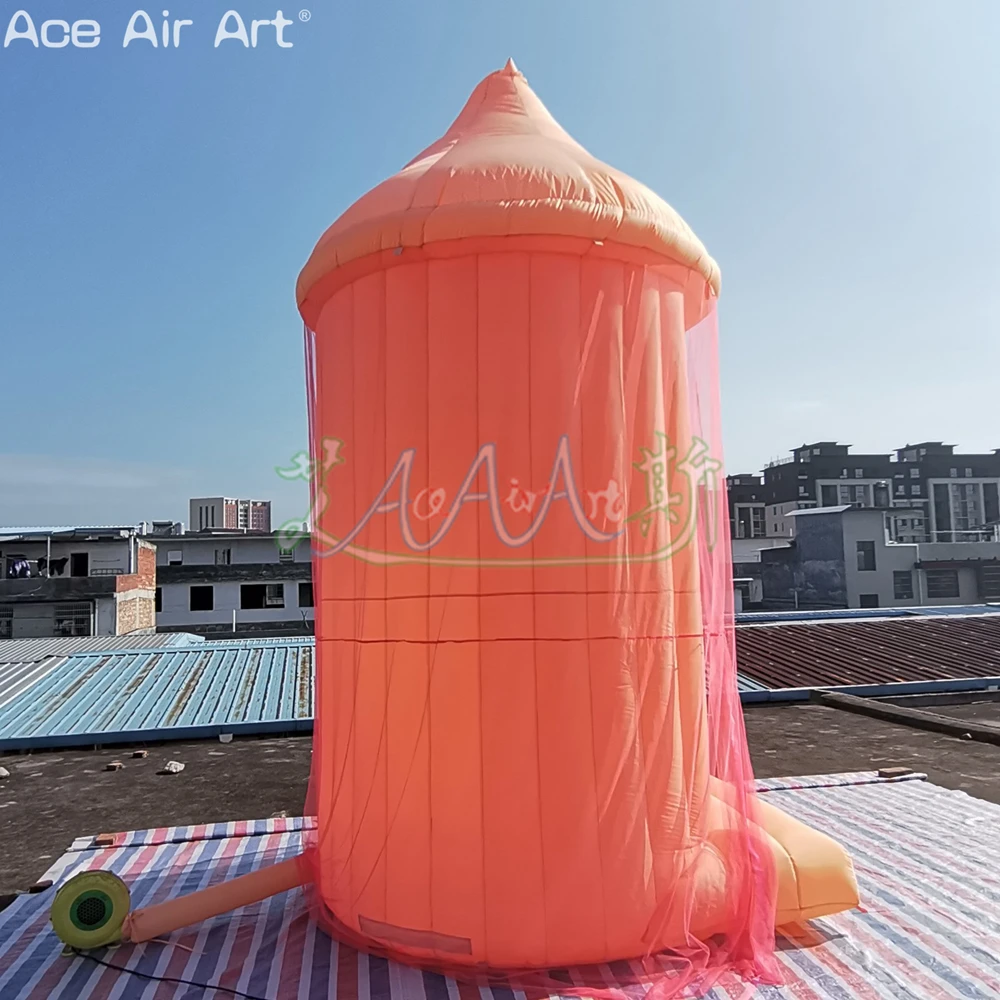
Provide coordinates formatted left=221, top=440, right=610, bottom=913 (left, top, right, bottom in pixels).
left=299, top=9, right=311, bottom=21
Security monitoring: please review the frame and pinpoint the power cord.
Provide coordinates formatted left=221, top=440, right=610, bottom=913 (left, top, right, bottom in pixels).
left=71, top=948, right=272, bottom=1000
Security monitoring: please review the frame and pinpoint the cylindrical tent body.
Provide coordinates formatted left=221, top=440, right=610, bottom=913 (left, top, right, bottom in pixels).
left=297, top=61, right=854, bottom=993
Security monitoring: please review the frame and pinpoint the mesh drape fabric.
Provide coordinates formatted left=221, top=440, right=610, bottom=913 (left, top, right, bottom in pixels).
left=299, top=247, right=780, bottom=996
left=291, top=58, right=855, bottom=999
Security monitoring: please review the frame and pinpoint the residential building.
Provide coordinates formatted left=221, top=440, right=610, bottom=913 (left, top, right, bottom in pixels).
left=891, top=442, right=1000, bottom=543
left=762, top=442, right=895, bottom=511
left=760, top=505, right=1000, bottom=609
left=189, top=498, right=272, bottom=533
left=731, top=538, right=793, bottom=611
left=154, top=530, right=313, bottom=638
left=726, top=475, right=767, bottom=539
left=765, top=500, right=804, bottom=539
left=0, top=526, right=157, bottom=638
left=759, top=441, right=1000, bottom=544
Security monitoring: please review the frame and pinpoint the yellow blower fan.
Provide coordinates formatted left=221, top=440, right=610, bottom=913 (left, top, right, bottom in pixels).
left=50, top=871, right=131, bottom=952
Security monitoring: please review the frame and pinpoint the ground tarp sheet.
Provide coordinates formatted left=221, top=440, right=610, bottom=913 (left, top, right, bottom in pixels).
left=0, top=773, right=998, bottom=999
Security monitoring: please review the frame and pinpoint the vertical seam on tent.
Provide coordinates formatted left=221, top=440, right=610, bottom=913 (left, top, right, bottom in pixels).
left=628, top=264, right=656, bottom=911
left=381, top=267, right=389, bottom=921
left=582, top=257, right=610, bottom=959
left=475, top=253, right=488, bottom=960
left=425, top=258, right=434, bottom=940
left=527, top=255, right=549, bottom=960
left=346, top=281, right=361, bottom=888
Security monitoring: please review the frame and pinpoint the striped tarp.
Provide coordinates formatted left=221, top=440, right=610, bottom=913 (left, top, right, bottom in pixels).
left=0, top=773, right=997, bottom=999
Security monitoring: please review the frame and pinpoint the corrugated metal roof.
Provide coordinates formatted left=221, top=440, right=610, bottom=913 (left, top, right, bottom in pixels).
left=0, top=641, right=313, bottom=749
left=193, top=636, right=314, bottom=647
left=0, top=657, right=63, bottom=710
left=0, top=632, right=203, bottom=663
left=736, top=604, right=1000, bottom=624
left=0, top=630, right=765, bottom=748
left=0, top=525, right=139, bottom=534
left=736, top=614, right=1000, bottom=690
left=7, top=612, right=1000, bottom=748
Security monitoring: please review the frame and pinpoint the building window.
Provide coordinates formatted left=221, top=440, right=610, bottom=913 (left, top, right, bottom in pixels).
left=854, top=468, right=863, bottom=478
left=167, top=550, right=183, bottom=565
left=859, top=594, right=879, bottom=608
left=298, top=582, right=314, bottom=608
left=55, top=602, right=92, bottom=636
left=985, top=483, right=1000, bottom=526
left=190, top=585, right=214, bottom=612
left=215, top=548, right=231, bottom=566
left=965, top=468, right=973, bottom=478
left=856, top=541, right=877, bottom=572
left=893, top=571, right=914, bottom=601
left=925, top=569, right=960, bottom=599
left=798, top=485, right=807, bottom=496
left=70, top=552, right=89, bottom=577
left=980, top=566, right=1000, bottom=602
left=278, top=547, right=295, bottom=564
left=155, top=587, right=162, bottom=613
left=241, top=583, right=285, bottom=609
left=910, top=485, right=921, bottom=496
left=949, top=468, right=958, bottom=478
left=950, top=483, right=983, bottom=534
left=0, top=605, right=12, bottom=640
left=910, top=467, right=920, bottom=478
left=841, top=484, right=868, bottom=506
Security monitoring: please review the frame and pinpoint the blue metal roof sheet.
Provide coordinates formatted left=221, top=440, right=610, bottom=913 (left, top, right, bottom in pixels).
left=0, top=632, right=202, bottom=663
left=5, top=616, right=994, bottom=749
left=0, top=641, right=313, bottom=749
left=0, top=657, right=63, bottom=711
left=737, top=673, right=769, bottom=693
left=0, top=632, right=767, bottom=749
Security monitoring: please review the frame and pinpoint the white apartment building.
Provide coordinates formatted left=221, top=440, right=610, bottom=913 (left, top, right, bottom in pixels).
left=155, top=530, right=313, bottom=638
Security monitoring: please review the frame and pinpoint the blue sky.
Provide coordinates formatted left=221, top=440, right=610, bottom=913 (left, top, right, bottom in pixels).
left=1, top=0, right=997, bottom=527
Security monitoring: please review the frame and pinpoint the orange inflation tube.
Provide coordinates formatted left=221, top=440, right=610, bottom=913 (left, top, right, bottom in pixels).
left=121, top=61, right=858, bottom=996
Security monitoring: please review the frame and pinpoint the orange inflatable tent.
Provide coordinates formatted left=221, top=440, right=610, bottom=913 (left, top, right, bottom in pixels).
left=294, top=60, right=859, bottom=990
left=118, top=60, right=858, bottom=999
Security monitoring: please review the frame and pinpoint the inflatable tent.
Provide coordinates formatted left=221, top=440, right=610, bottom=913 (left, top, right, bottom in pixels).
left=56, top=60, right=858, bottom=999
left=294, top=60, right=859, bottom=988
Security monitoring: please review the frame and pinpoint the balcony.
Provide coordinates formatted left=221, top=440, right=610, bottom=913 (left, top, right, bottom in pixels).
left=0, top=576, right=119, bottom=603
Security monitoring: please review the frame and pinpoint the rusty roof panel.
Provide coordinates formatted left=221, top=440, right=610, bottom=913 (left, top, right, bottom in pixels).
left=736, top=614, right=1000, bottom=690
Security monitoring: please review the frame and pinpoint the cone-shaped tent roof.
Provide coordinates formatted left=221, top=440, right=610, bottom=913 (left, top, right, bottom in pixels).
left=297, top=59, right=719, bottom=318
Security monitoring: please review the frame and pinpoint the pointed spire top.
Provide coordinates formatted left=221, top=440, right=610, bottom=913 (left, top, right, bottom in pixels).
left=297, top=64, right=720, bottom=318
